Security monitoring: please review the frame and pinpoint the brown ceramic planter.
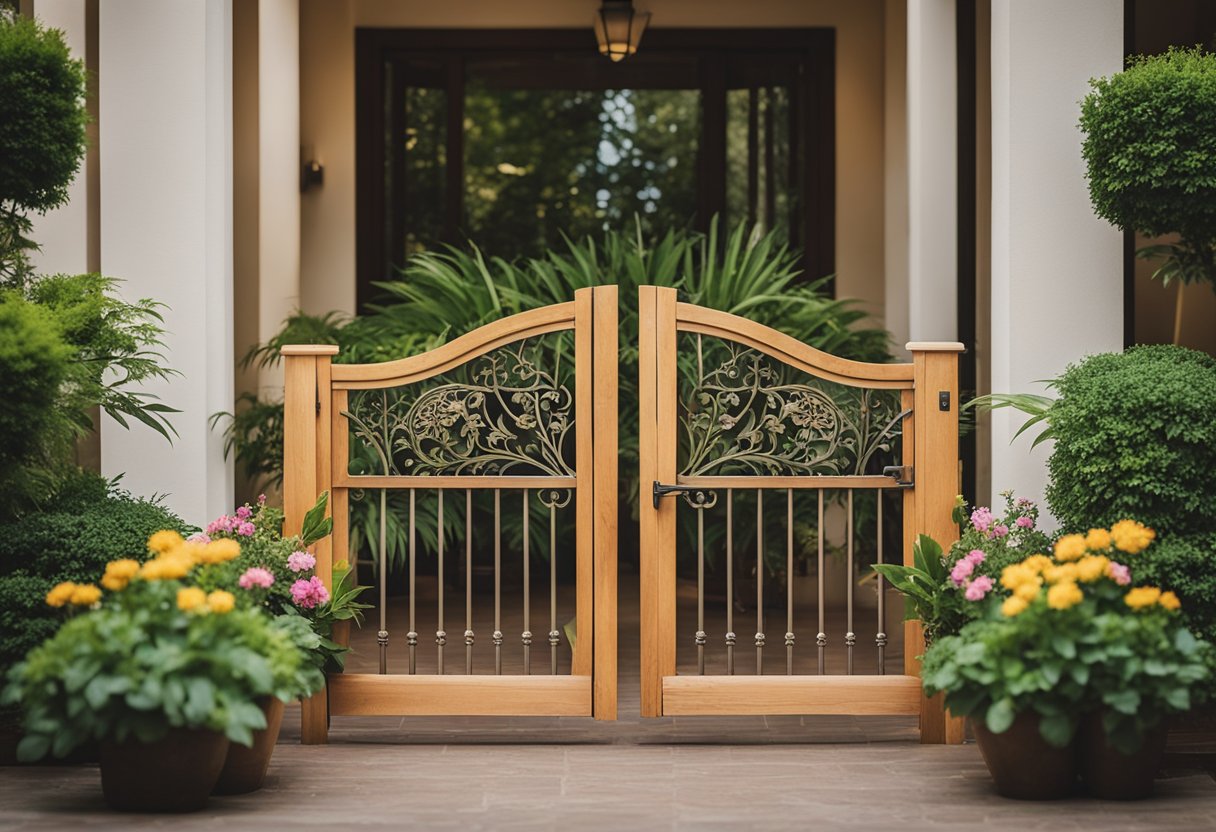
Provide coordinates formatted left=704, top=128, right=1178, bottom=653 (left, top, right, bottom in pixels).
left=1081, top=713, right=1168, bottom=800
left=212, top=697, right=285, bottom=795
left=100, top=728, right=229, bottom=812
left=973, top=713, right=1079, bottom=800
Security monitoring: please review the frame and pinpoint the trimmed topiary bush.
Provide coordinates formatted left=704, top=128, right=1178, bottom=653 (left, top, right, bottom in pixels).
left=1045, top=345, right=1216, bottom=539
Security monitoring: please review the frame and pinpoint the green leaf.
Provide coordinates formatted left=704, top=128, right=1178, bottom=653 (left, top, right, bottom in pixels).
left=1051, top=635, right=1077, bottom=659
left=1038, top=714, right=1075, bottom=749
left=16, top=734, right=51, bottom=762
left=986, top=698, right=1016, bottom=734
left=1103, top=689, right=1141, bottom=715
left=183, top=677, right=216, bottom=724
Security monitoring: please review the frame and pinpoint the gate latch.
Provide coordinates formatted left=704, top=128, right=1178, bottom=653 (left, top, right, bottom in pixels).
left=882, top=465, right=914, bottom=487
left=652, top=481, right=717, bottom=510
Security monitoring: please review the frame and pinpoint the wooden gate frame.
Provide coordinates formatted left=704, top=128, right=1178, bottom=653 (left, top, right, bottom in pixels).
left=637, top=286, right=966, bottom=743
left=283, top=285, right=618, bottom=744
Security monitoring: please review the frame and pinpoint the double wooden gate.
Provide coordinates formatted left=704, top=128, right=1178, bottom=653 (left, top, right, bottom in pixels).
left=284, top=286, right=962, bottom=744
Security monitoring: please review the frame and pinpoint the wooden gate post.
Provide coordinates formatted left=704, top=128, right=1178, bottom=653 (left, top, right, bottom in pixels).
left=908, top=341, right=967, bottom=745
left=282, top=344, right=339, bottom=745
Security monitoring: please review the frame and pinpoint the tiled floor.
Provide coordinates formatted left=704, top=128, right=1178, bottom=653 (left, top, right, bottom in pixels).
left=2, top=572, right=1214, bottom=830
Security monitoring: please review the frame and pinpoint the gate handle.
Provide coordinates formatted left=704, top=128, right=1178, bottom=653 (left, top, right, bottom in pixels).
left=652, top=481, right=717, bottom=510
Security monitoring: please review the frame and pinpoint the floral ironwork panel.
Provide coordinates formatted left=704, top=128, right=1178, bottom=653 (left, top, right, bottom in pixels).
left=344, top=335, right=575, bottom=477
left=679, top=335, right=905, bottom=477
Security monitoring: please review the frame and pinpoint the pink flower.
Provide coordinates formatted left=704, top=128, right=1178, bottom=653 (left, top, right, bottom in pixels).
left=291, top=576, right=330, bottom=609
left=236, top=505, right=252, bottom=520
left=970, top=507, right=993, bottom=534
left=950, top=559, right=975, bottom=586
left=1108, top=562, right=1131, bottom=586
left=238, top=567, right=275, bottom=590
left=989, top=524, right=1009, bottom=539
left=287, top=550, right=316, bottom=573
left=965, top=549, right=986, bottom=566
left=1015, top=515, right=1034, bottom=530
left=965, top=575, right=994, bottom=601
left=188, top=532, right=211, bottom=544
left=236, top=521, right=256, bottom=537
left=258, top=494, right=267, bottom=506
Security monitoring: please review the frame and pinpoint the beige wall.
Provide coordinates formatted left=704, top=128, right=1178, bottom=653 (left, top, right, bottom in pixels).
left=298, top=0, right=893, bottom=325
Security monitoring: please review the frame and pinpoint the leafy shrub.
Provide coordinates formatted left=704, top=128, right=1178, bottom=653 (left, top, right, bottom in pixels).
left=0, top=13, right=87, bottom=283
left=0, top=472, right=192, bottom=677
left=1045, top=345, right=1216, bottom=539
left=1133, top=533, right=1216, bottom=647
left=1080, top=47, right=1216, bottom=286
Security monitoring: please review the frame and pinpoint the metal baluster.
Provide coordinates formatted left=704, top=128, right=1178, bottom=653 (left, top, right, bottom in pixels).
left=786, top=488, right=794, bottom=675
left=726, top=489, right=735, bottom=675
left=493, top=489, right=502, bottom=675
left=437, top=490, right=446, bottom=674
left=846, top=489, right=855, bottom=676
left=465, top=489, right=474, bottom=675
left=408, top=489, right=417, bottom=674
left=816, top=489, right=826, bottom=675
left=876, top=493, right=887, bottom=675
left=696, top=504, right=706, bottom=675
left=522, top=489, right=531, bottom=674
left=378, top=489, right=388, bottom=674
left=755, top=489, right=765, bottom=675
left=549, top=495, right=559, bottom=675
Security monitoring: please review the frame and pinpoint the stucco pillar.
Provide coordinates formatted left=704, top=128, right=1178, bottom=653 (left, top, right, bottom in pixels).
left=906, top=0, right=957, bottom=342
left=256, top=0, right=302, bottom=400
left=989, top=0, right=1123, bottom=519
left=98, top=0, right=234, bottom=522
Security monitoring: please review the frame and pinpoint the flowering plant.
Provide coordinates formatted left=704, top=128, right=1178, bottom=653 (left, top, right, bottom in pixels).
left=2, top=531, right=323, bottom=762
left=873, top=492, right=1051, bottom=643
left=921, top=519, right=1210, bottom=751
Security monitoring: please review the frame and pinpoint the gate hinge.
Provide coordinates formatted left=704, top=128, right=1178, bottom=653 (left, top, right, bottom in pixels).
left=882, top=465, right=914, bottom=487
left=652, top=481, right=717, bottom=510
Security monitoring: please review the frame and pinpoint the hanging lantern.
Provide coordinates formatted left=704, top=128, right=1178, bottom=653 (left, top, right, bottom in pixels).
left=594, top=1, right=650, bottom=63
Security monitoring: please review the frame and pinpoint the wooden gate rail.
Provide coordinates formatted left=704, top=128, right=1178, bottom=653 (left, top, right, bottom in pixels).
left=283, top=286, right=618, bottom=744
left=638, top=286, right=965, bottom=743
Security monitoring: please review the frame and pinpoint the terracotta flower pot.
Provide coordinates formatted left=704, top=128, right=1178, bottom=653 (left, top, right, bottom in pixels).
left=972, top=712, right=1079, bottom=800
left=212, top=697, right=285, bottom=795
left=100, top=727, right=230, bottom=812
left=1080, top=712, right=1168, bottom=800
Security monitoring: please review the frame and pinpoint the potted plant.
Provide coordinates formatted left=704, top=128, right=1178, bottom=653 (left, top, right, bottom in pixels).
left=920, top=519, right=1210, bottom=800
left=194, top=492, right=368, bottom=793
left=2, top=531, right=320, bottom=812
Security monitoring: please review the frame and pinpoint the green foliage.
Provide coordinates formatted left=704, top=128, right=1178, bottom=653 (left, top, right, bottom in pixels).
left=1133, top=533, right=1216, bottom=647
left=0, top=472, right=191, bottom=678
left=1080, top=47, right=1216, bottom=286
left=1046, top=345, right=1216, bottom=539
left=0, top=294, right=74, bottom=516
left=0, top=13, right=88, bottom=282
left=2, top=579, right=311, bottom=761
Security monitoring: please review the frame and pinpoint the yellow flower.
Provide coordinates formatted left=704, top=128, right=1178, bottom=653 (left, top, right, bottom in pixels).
left=1002, top=596, right=1029, bottom=617
left=147, top=529, right=185, bottom=554
left=101, top=558, right=141, bottom=591
left=46, top=581, right=78, bottom=608
left=1053, top=534, right=1087, bottom=562
left=1022, top=554, right=1053, bottom=573
left=1001, top=564, right=1038, bottom=591
left=1085, top=528, right=1112, bottom=550
left=140, top=552, right=193, bottom=581
left=68, top=584, right=102, bottom=607
left=1124, top=586, right=1162, bottom=610
left=1159, top=591, right=1182, bottom=611
left=1044, top=563, right=1079, bottom=584
left=200, top=539, right=241, bottom=565
left=1111, top=520, right=1155, bottom=555
left=1075, top=555, right=1111, bottom=583
left=1015, top=581, right=1042, bottom=602
left=1047, top=580, right=1084, bottom=610
left=177, top=586, right=208, bottom=612
left=206, top=590, right=236, bottom=614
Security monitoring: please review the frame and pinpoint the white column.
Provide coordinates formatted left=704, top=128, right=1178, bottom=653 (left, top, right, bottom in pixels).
left=989, top=0, right=1123, bottom=519
left=27, top=0, right=88, bottom=276
left=883, top=0, right=909, bottom=354
left=256, top=0, right=301, bottom=400
left=99, top=0, right=234, bottom=522
left=906, top=0, right=957, bottom=342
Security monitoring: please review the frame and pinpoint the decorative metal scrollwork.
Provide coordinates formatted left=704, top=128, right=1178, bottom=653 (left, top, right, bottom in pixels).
left=345, top=338, right=574, bottom=477
left=681, top=342, right=904, bottom=477
left=537, top=488, right=573, bottom=509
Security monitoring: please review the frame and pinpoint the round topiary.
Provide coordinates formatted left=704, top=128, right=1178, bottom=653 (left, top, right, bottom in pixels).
left=0, top=14, right=87, bottom=215
left=1080, top=47, right=1216, bottom=285
left=1046, top=345, right=1216, bottom=539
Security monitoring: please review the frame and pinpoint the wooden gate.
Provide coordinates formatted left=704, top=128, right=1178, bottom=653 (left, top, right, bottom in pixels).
left=637, top=286, right=964, bottom=742
left=283, top=286, right=618, bottom=744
